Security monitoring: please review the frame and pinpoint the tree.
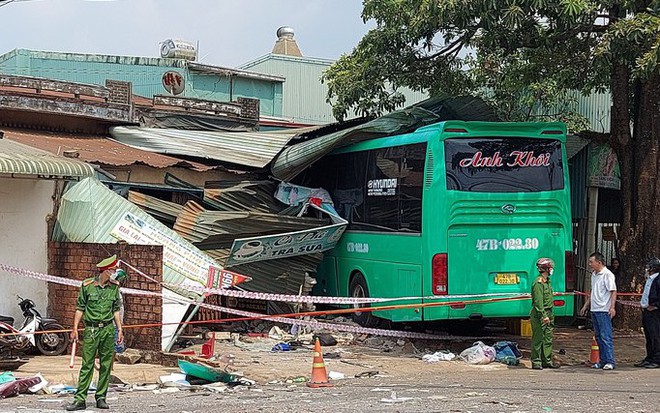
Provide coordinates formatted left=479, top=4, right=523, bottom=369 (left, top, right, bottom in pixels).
left=324, top=0, right=660, bottom=324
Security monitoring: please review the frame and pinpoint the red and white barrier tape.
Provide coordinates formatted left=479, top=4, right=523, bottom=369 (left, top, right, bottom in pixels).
left=117, top=260, right=533, bottom=305
left=0, top=263, right=482, bottom=341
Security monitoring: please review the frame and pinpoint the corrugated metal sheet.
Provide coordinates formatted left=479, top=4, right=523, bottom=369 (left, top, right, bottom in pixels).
left=3, top=128, right=211, bottom=171
left=110, top=126, right=298, bottom=168
left=573, top=91, right=611, bottom=133
left=129, top=179, right=335, bottom=296
left=569, top=146, right=588, bottom=220
left=128, top=191, right=184, bottom=225
left=52, top=177, right=218, bottom=297
left=239, top=54, right=429, bottom=124
left=271, top=96, right=499, bottom=181
left=566, top=134, right=590, bottom=159
left=173, top=200, right=327, bottom=251
left=0, top=138, right=94, bottom=178
left=204, top=181, right=285, bottom=213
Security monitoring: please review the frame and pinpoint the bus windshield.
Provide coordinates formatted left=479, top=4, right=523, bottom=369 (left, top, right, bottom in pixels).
left=445, top=137, right=564, bottom=192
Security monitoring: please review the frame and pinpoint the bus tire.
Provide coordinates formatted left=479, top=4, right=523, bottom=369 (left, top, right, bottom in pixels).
left=349, top=274, right=379, bottom=328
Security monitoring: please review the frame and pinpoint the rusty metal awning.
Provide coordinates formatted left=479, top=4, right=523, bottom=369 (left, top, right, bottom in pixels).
left=0, top=138, right=95, bottom=178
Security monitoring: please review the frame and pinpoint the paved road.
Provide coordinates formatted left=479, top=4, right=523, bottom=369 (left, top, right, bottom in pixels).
left=2, top=365, right=657, bottom=413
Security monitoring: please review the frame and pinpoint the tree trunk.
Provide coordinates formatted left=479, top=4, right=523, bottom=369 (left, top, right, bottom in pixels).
left=615, top=71, right=660, bottom=328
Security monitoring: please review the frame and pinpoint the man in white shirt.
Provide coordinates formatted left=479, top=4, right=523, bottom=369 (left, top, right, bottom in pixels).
left=635, top=258, right=660, bottom=368
left=580, top=252, right=617, bottom=370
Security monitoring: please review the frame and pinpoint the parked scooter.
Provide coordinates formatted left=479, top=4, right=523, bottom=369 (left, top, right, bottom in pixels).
left=0, top=296, right=70, bottom=357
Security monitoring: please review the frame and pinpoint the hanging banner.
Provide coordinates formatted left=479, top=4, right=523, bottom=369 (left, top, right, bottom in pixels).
left=110, top=212, right=250, bottom=289
left=587, top=143, right=621, bottom=189
left=226, top=203, right=348, bottom=267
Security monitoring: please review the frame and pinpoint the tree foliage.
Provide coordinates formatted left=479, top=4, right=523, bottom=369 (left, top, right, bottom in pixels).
left=324, top=0, right=659, bottom=133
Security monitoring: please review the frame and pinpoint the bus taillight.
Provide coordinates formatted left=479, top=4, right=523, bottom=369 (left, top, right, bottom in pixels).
left=565, top=251, right=575, bottom=291
left=553, top=300, right=565, bottom=307
left=432, top=253, right=448, bottom=295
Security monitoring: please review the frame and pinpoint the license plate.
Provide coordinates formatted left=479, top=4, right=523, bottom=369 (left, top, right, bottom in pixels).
left=495, top=273, right=519, bottom=285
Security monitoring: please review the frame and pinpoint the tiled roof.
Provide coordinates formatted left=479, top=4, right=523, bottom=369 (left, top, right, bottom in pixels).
left=3, top=128, right=211, bottom=170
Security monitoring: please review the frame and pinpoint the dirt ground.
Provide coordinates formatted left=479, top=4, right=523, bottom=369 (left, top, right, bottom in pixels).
left=8, top=326, right=648, bottom=386
left=2, top=327, right=657, bottom=413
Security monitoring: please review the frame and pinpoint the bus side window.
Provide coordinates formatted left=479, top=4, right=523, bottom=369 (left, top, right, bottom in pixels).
left=363, top=143, right=425, bottom=232
left=334, top=151, right=367, bottom=224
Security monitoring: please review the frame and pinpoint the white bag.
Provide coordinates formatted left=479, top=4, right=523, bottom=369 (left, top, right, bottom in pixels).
left=459, top=341, right=496, bottom=364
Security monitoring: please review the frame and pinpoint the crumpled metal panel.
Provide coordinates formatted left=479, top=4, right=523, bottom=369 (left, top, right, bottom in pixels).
left=207, top=250, right=323, bottom=296
left=52, top=177, right=219, bottom=296
left=173, top=200, right=327, bottom=252
left=109, top=126, right=301, bottom=168
left=0, top=138, right=94, bottom=178
left=271, top=95, right=500, bottom=181
left=203, top=180, right=286, bottom=213
left=128, top=191, right=184, bottom=226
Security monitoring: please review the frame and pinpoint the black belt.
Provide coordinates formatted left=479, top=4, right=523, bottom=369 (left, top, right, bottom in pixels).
left=84, top=319, right=113, bottom=328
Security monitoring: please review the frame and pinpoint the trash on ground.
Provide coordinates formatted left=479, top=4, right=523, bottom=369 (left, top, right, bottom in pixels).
left=493, top=341, right=523, bottom=366
left=159, top=373, right=188, bottom=384
left=328, top=371, right=346, bottom=380
left=459, top=341, right=496, bottom=365
left=27, top=373, right=48, bottom=393
left=422, top=351, right=456, bottom=363
left=0, top=376, right=42, bottom=399
left=271, top=343, right=291, bottom=352
left=131, top=384, right=160, bottom=391
left=284, top=376, right=307, bottom=384
left=355, top=370, right=379, bottom=378
left=47, top=384, right=77, bottom=395
left=0, top=371, right=15, bottom=385
left=178, top=359, right=253, bottom=386
left=380, top=391, right=414, bottom=403
left=313, top=333, right=337, bottom=347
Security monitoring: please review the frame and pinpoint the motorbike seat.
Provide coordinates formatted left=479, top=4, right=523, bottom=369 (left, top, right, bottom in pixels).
left=0, top=315, right=14, bottom=326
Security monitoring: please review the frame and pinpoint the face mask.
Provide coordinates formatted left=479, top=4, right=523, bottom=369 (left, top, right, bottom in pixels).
left=111, top=268, right=126, bottom=281
left=549, top=268, right=554, bottom=277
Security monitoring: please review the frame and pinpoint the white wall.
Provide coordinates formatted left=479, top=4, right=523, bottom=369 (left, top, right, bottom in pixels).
left=0, top=178, right=53, bottom=324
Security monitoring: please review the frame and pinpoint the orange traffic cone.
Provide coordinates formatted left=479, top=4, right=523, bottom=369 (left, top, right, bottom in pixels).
left=590, top=336, right=600, bottom=365
left=307, top=338, right=333, bottom=388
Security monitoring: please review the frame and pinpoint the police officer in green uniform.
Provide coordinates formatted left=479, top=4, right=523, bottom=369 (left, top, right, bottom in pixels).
left=65, top=255, right=124, bottom=411
left=530, top=257, right=559, bottom=370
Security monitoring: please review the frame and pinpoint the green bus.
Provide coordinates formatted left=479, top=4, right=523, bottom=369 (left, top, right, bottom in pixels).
left=301, top=121, right=575, bottom=326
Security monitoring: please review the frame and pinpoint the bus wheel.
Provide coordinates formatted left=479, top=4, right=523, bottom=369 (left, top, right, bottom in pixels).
left=349, top=274, right=379, bottom=328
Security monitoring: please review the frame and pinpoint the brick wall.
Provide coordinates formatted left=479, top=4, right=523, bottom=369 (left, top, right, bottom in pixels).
left=237, top=97, right=260, bottom=121
left=105, top=80, right=133, bottom=105
left=48, top=242, right=163, bottom=351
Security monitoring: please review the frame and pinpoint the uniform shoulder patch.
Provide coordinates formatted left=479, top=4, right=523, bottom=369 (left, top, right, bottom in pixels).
left=82, top=278, right=95, bottom=286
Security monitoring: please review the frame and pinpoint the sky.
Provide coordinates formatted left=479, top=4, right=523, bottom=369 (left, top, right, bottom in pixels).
left=0, top=0, right=373, bottom=67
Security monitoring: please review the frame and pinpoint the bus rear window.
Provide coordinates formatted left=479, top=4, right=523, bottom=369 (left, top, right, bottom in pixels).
left=445, top=138, right=564, bottom=192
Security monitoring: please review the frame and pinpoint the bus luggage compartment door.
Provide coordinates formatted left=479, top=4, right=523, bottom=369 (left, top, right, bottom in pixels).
left=446, top=225, right=564, bottom=319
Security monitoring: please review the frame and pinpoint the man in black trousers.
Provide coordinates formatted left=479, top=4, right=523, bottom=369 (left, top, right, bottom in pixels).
left=635, top=257, right=660, bottom=368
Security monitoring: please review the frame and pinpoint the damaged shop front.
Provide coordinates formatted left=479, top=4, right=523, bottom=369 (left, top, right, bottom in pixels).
left=50, top=175, right=347, bottom=351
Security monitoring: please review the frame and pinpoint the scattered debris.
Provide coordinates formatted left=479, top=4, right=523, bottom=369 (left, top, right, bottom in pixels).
left=0, top=376, right=42, bottom=399
left=115, top=348, right=142, bottom=365
left=380, top=391, right=414, bottom=403
left=459, top=341, right=496, bottom=365
left=327, top=371, right=345, bottom=380
left=422, top=351, right=456, bottom=363
left=355, top=370, right=379, bottom=378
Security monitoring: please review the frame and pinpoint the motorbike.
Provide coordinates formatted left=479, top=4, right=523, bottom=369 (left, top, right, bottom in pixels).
left=0, top=296, right=70, bottom=357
